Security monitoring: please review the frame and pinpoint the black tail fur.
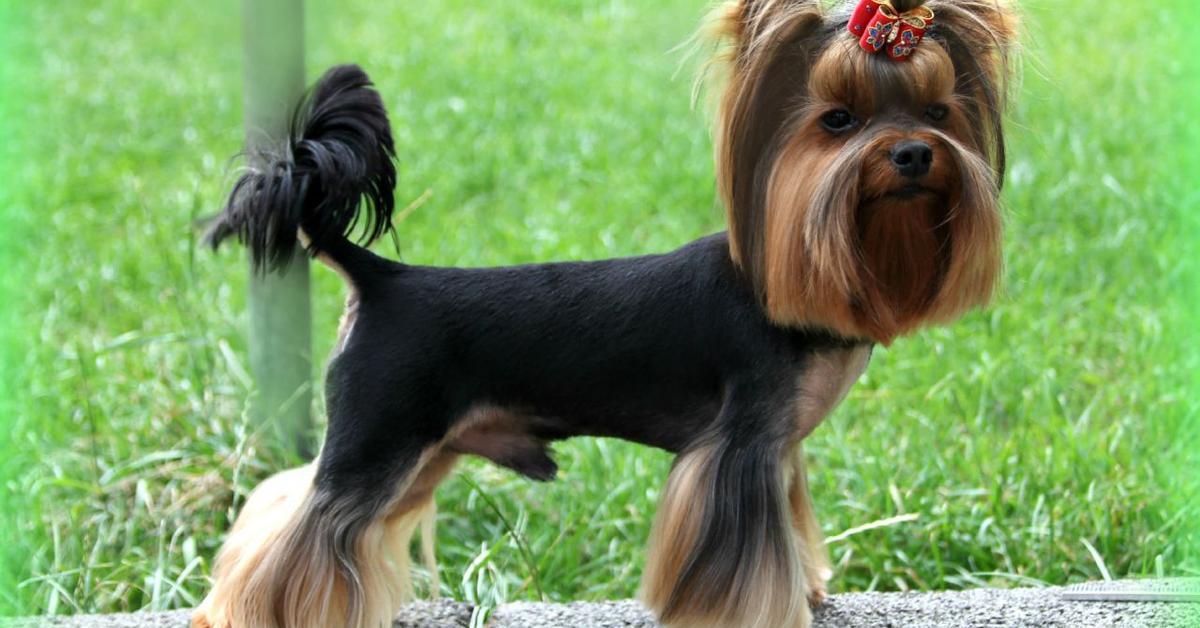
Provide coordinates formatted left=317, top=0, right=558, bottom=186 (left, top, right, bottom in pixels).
left=207, top=64, right=396, bottom=272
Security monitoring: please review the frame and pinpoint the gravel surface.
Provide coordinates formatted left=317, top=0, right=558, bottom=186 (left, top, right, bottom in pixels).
left=5, top=581, right=1197, bottom=627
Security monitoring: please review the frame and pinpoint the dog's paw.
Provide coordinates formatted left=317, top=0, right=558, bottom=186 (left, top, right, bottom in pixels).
left=190, top=610, right=214, bottom=628
left=805, top=566, right=831, bottom=608
left=806, top=584, right=827, bottom=608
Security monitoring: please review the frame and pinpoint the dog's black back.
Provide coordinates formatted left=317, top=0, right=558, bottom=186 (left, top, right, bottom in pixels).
left=324, top=232, right=855, bottom=477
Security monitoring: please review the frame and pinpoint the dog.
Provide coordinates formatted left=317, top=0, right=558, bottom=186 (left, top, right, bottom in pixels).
left=194, top=0, right=1016, bottom=626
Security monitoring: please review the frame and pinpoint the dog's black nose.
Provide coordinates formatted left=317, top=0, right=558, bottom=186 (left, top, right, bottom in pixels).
left=891, top=141, right=933, bottom=178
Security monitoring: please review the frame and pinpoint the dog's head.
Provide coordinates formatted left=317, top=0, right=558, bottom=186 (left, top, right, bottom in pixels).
left=712, top=0, right=1017, bottom=344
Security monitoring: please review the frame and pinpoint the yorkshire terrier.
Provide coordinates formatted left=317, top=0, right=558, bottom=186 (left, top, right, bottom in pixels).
left=194, top=0, right=1016, bottom=626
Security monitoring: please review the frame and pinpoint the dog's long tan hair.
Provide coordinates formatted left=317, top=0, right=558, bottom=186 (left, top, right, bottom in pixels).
left=714, top=0, right=1017, bottom=343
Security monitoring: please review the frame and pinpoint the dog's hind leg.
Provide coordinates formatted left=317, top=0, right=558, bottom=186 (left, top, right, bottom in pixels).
left=195, top=356, right=456, bottom=628
left=195, top=438, right=450, bottom=628
left=381, top=450, right=459, bottom=600
left=193, top=465, right=316, bottom=628
left=194, top=444, right=447, bottom=628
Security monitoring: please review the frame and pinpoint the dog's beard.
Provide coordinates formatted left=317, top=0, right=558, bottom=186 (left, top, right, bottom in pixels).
left=856, top=192, right=948, bottom=335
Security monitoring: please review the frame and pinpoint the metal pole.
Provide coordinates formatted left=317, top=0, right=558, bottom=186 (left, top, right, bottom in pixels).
left=242, top=0, right=313, bottom=457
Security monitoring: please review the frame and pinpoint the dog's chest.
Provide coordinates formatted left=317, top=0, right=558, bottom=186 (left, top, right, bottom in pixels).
left=793, top=345, right=872, bottom=438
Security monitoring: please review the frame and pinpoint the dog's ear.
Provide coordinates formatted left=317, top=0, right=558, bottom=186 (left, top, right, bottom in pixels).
left=929, top=0, right=1019, bottom=56
left=717, top=0, right=826, bottom=51
left=710, top=0, right=828, bottom=294
left=924, top=0, right=1019, bottom=179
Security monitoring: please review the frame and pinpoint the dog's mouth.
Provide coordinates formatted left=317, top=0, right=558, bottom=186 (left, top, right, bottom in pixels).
left=887, top=184, right=936, bottom=200
left=862, top=184, right=943, bottom=205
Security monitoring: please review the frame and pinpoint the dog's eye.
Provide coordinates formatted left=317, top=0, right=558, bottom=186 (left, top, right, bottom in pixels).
left=820, top=109, right=858, bottom=134
left=925, top=104, right=949, bottom=122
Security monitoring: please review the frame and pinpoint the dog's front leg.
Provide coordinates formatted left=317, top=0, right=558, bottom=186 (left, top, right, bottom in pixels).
left=641, top=381, right=812, bottom=628
left=788, top=443, right=831, bottom=607
left=786, top=344, right=871, bottom=607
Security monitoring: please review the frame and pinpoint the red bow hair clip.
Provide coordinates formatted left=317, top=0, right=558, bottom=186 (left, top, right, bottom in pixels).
left=847, top=0, right=935, bottom=61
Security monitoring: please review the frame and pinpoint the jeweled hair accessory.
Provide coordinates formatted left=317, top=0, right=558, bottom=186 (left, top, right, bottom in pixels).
left=847, top=0, right=935, bottom=61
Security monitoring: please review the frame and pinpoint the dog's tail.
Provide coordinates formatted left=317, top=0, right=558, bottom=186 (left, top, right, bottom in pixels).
left=206, top=64, right=396, bottom=283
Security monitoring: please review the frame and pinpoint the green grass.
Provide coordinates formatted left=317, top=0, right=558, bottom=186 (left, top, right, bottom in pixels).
left=1, top=0, right=1196, bottom=618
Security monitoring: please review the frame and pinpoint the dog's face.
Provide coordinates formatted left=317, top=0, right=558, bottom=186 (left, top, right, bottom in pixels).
left=714, top=0, right=1017, bottom=343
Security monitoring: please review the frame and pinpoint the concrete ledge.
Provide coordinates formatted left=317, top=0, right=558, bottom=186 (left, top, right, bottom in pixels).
left=7, top=581, right=1199, bottom=628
